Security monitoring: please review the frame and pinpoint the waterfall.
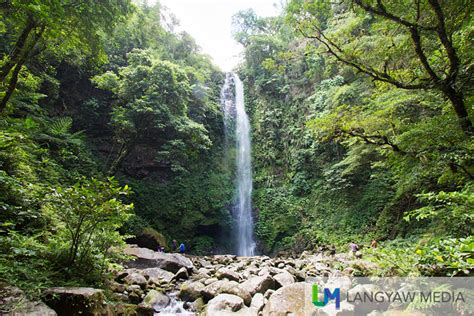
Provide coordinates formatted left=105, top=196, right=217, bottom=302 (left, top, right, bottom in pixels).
left=221, top=73, right=256, bottom=256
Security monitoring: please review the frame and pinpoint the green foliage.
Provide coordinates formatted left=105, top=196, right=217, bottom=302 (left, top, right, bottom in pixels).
left=235, top=0, right=473, bottom=263
left=43, top=178, right=133, bottom=280
left=415, top=237, right=474, bottom=276
left=365, top=237, right=473, bottom=277
left=192, top=236, right=216, bottom=255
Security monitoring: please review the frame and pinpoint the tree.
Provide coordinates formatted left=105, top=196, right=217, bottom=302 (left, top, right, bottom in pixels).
left=92, top=49, right=212, bottom=175
left=287, top=0, right=473, bottom=134
left=43, top=177, right=133, bottom=274
left=0, top=0, right=133, bottom=111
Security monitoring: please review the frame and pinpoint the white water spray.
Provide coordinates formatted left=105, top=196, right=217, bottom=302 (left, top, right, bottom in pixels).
left=221, top=73, right=256, bottom=256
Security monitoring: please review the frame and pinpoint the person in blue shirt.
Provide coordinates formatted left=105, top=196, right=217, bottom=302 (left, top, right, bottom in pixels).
left=179, top=243, right=185, bottom=253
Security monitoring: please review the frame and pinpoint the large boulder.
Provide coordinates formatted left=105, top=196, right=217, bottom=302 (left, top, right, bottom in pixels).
left=0, top=283, right=57, bottom=316
left=43, top=287, right=106, bottom=316
left=274, top=271, right=296, bottom=288
left=241, top=274, right=275, bottom=296
left=215, top=268, right=240, bottom=282
left=126, top=227, right=167, bottom=251
left=179, top=281, right=205, bottom=301
left=123, top=272, right=147, bottom=289
left=201, top=280, right=252, bottom=306
left=263, top=282, right=319, bottom=316
left=137, top=289, right=170, bottom=315
left=124, top=245, right=193, bottom=273
left=141, top=267, right=175, bottom=284
left=204, top=294, right=250, bottom=316
left=250, top=293, right=265, bottom=314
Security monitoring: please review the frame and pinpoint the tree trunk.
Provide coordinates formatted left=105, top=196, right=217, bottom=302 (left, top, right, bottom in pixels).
left=108, top=140, right=136, bottom=175
left=0, top=25, right=44, bottom=112
left=442, top=85, right=472, bottom=135
left=0, top=18, right=36, bottom=82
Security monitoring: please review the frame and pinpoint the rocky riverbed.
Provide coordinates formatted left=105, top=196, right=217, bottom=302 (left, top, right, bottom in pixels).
left=3, top=245, right=421, bottom=316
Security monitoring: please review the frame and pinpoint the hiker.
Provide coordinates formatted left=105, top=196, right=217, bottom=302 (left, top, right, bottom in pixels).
left=371, top=239, right=378, bottom=249
left=349, top=242, right=360, bottom=258
left=179, top=243, right=186, bottom=254
left=171, top=240, right=177, bottom=252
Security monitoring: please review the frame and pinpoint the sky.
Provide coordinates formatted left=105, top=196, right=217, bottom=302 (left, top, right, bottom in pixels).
left=157, top=0, right=281, bottom=71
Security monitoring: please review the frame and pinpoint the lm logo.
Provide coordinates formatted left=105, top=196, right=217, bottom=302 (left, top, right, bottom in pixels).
left=312, top=284, right=341, bottom=309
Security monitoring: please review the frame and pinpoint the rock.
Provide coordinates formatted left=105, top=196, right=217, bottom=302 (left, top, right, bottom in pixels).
left=143, top=289, right=170, bottom=307
left=11, top=301, right=57, bottom=316
left=137, top=289, right=170, bottom=315
left=198, top=267, right=212, bottom=275
left=241, top=274, right=275, bottom=296
left=264, top=289, right=274, bottom=299
left=124, top=272, right=147, bottom=288
left=263, top=282, right=319, bottom=316
left=127, top=284, right=142, bottom=294
left=43, top=287, right=106, bottom=316
left=128, top=292, right=141, bottom=304
left=113, top=303, right=138, bottom=315
left=382, top=310, right=427, bottom=316
left=124, top=245, right=193, bottom=272
left=141, top=267, right=175, bottom=284
left=179, top=281, right=205, bottom=301
left=192, top=272, right=210, bottom=281
left=136, top=303, right=154, bottom=316
left=204, top=294, right=250, bottom=316
left=174, top=266, right=189, bottom=280
left=204, top=277, right=218, bottom=286
left=286, top=266, right=306, bottom=281
left=318, top=300, right=355, bottom=315
left=201, top=280, right=252, bottom=306
left=273, top=271, right=295, bottom=288
left=126, top=227, right=167, bottom=251
left=0, top=283, right=57, bottom=316
left=111, top=293, right=128, bottom=302
left=325, top=276, right=353, bottom=299
left=216, top=268, right=240, bottom=282
left=347, top=283, right=385, bottom=313
left=109, top=282, right=126, bottom=293
left=250, top=293, right=265, bottom=314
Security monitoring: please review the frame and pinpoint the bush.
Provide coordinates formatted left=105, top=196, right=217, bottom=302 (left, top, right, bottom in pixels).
left=42, top=177, right=133, bottom=282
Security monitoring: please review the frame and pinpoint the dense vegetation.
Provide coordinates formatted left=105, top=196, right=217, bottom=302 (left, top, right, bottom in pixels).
left=0, top=1, right=233, bottom=293
left=0, top=0, right=472, bottom=299
left=233, top=0, right=472, bottom=274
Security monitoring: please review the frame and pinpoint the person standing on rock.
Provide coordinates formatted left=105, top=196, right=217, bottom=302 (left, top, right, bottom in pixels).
left=179, top=243, right=186, bottom=254
left=171, top=240, right=177, bottom=252
left=349, top=242, right=359, bottom=258
left=371, top=239, right=378, bottom=249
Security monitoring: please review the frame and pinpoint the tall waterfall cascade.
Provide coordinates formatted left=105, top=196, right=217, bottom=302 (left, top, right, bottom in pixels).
left=221, top=73, right=256, bottom=256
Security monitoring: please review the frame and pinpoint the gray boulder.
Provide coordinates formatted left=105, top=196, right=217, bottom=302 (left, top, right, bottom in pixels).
left=216, top=268, right=240, bottom=282
left=43, top=287, right=106, bottom=316
left=124, top=245, right=193, bottom=273
left=141, top=267, right=175, bottom=284
left=241, top=274, right=275, bottom=296
left=274, top=271, right=295, bottom=288
left=204, top=294, right=250, bottom=316
left=201, top=280, right=251, bottom=306
left=179, top=281, right=205, bottom=301
left=263, top=282, right=319, bottom=316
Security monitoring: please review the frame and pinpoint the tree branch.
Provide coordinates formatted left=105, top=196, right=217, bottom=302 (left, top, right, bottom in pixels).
left=297, top=26, right=431, bottom=90
left=427, top=0, right=460, bottom=81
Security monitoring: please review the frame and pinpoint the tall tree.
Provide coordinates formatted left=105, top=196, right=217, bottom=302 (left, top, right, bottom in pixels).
left=287, top=0, right=473, bottom=134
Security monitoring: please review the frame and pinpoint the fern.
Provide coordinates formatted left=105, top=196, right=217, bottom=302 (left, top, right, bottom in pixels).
left=48, top=117, right=72, bottom=136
